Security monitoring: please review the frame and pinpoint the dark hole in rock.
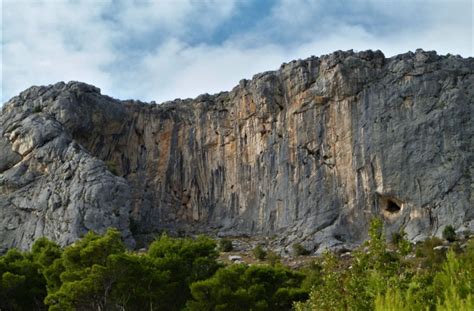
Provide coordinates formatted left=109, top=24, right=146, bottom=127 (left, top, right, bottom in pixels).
left=386, top=199, right=401, bottom=213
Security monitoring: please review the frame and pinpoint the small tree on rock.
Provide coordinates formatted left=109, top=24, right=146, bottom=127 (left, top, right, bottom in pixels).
left=442, top=225, right=456, bottom=242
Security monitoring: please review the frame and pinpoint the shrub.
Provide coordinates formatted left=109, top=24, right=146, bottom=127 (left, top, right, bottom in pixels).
left=0, top=248, right=48, bottom=310
left=105, top=160, right=119, bottom=175
left=392, top=230, right=412, bottom=256
left=253, top=245, right=267, bottom=261
left=32, top=106, right=42, bottom=113
left=146, top=234, right=221, bottom=309
left=293, top=243, right=311, bottom=256
left=434, top=249, right=474, bottom=310
left=442, top=225, right=456, bottom=242
left=300, top=261, right=322, bottom=291
left=415, top=237, right=445, bottom=268
left=391, top=232, right=403, bottom=245
left=188, top=264, right=307, bottom=311
left=266, top=251, right=281, bottom=266
left=294, top=251, right=344, bottom=311
left=218, top=238, right=233, bottom=252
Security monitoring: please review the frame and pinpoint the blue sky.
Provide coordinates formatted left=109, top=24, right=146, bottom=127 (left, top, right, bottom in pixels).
left=2, top=0, right=473, bottom=104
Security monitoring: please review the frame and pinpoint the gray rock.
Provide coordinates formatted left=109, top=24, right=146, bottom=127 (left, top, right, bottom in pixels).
left=0, top=137, right=21, bottom=173
left=340, top=252, right=352, bottom=259
left=228, top=255, right=242, bottom=262
left=0, top=82, right=134, bottom=251
left=1, top=49, right=473, bottom=253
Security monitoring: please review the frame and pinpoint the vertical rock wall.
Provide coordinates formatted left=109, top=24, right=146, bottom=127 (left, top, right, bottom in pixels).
left=1, top=50, right=473, bottom=252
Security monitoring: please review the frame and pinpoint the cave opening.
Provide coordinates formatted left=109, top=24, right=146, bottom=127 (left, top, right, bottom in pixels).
left=385, top=199, right=401, bottom=213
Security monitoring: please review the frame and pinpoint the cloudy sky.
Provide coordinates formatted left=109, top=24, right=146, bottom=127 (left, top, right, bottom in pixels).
left=2, top=0, right=473, bottom=104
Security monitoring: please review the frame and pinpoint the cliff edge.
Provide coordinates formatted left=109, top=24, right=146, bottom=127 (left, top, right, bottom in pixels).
left=1, top=49, right=473, bottom=253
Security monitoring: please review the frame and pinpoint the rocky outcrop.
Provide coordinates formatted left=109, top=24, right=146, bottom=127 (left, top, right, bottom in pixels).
left=1, top=49, right=473, bottom=253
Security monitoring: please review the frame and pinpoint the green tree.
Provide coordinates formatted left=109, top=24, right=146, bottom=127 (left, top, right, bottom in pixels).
left=295, top=218, right=405, bottom=311
left=105, top=252, right=169, bottom=310
left=44, top=228, right=126, bottom=310
left=433, top=245, right=474, bottom=309
left=147, top=234, right=221, bottom=310
left=299, top=261, right=322, bottom=292
left=375, top=289, right=411, bottom=311
left=0, top=248, right=47, bottom=310
left=294, top=251, right=344, bottom=311
left=402, top=271, right=436, bottom=309
left=31, top=237, right=62, bottom=269
left=188, top=264, right=307, bottom=311
left=345, top=218, right=403, bottom=309
left=392, top=230, right=412, bottom=256
left=30, top=237, right=64, bottom=294
left=436, top=285, right=473, bottom=311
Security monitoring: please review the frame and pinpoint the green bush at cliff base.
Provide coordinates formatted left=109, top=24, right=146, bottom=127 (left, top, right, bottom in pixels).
left=292, top=243, right=311, bottom=256
left=253, top=244, right=267, bottom=261
left=219, top=238, right=233, bottom=252
left=295, top=219, right=474, bottom=311
left=188, top=264, right=307, bottom=311
left=442, top=225, right=457, bottom=242
left=1, top=220, right=473, bottom=310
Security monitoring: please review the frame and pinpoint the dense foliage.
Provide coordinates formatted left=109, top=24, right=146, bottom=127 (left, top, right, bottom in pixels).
left=188, top=264, right=307, bottom=311
left=0, top=230, right=305, bottom=310
left=442, top=225, right=457, bottom=243
left=218, top=238, right=233, bottom=252
left=0, top=219, right=472, bottom=310
left=294, top=218, right=474, bottom=311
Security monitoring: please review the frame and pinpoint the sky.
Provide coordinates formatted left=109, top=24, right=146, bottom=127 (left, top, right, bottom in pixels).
left=1, top=0, right=473, bottom=104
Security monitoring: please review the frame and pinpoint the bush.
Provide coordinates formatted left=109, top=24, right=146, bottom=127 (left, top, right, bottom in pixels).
left=415, top=237, right=446, bottom=268
left=293, top=243, right=311, bottom=256
left=188, top=264, right=307, bottom=311
left=391, top=230, right=412, bottom=256
left=391, top=232, right=404, bottom=245
left=434, top=249, right=474, bottom=310
left=253, top=245, right=267, bottom=261
left=299, top=261, right=322, bottom=291
left=0, top=248, right=48, bottom=310
left=266, top=251, right=281, bottom=266
left=442, top=225, right=456, bottom=242
left=295, top=251, right=344, bottom=311
left=32, top=106, right=42, bottom=113
left=106, top=160, right=119, bottom=175
left=218, top=238, right=233, bottom=252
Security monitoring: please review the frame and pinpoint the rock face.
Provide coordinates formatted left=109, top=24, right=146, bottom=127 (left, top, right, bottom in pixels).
left=1, top=49, right=473, bottom=253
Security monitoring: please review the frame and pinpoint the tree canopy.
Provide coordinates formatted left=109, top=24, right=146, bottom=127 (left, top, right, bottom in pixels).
left=0, top=219, right=472, bottom=310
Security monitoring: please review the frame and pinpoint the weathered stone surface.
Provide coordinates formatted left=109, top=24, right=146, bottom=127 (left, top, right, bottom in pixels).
left=1, top=49, right=473, bottom=253
left=0, top=83, right=134, bottom=252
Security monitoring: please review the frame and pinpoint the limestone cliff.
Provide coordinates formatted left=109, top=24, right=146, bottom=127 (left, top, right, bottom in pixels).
left=1, top=49, right=473, bottom=253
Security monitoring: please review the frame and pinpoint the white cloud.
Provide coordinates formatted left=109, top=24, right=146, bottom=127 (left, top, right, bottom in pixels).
left=1, top=0, right=240, bottom=103
left=2, top=0, right=472, bottom=105
left=2, top=0, right=116, bottom=102
left=114, top=0, right=236, bottom=38
left=124, top=0, right=472, bottom=103
left=134, top=40, right=287, bottom=102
